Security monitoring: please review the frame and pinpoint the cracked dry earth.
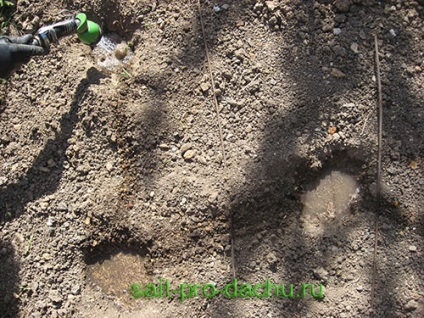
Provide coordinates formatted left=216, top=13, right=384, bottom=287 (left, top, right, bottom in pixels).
left=1, top=0, right=423, bottom=317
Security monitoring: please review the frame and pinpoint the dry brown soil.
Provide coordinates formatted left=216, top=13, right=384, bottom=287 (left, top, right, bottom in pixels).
left=1, top=0, right=423, bottom=317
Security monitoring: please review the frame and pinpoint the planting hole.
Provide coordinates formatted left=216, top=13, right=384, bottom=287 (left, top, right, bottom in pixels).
left=92, top=33, right=134, bottom=71
left=86, top=249, right=150, bottom=304
left=300, top=170, right=360, bottom=237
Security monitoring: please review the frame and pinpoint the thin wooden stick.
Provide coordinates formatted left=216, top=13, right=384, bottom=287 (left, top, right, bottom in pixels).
left=197, top=0, right=234, bottom=279
left=371, top=33, right=383, bottom=312
left=196, top=0, right=226, bottom=163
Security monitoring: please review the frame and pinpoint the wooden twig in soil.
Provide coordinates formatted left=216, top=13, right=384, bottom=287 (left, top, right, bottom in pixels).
left=371, top=33, right=383, bottom=312
left=196, top=0, right=226, bottom=164
left=196, top=0, right=235, bottom=280
left=360, top=109, right=373, bottom=136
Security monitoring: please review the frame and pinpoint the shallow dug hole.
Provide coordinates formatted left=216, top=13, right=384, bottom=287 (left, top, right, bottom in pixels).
left=92, top=33, right=134, bottom=71
left=85, top=248, right=150, bottom=304
left=301, top=170, right=360, bottom=237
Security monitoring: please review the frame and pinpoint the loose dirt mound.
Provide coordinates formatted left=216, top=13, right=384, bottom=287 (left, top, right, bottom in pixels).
left=1, top=1, right=423, bottom=317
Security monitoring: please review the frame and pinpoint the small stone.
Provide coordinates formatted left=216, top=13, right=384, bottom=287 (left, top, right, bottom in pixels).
left=46, top=217, right=54, bottom=227
left=331, top=68, right=347, bottom=78
left=389, top=29, right=397, bottom=37
left=333, top=28, right=342, bottom=35
left=406, top=66, right=415, bottom=75
left=47, top=159, right=56, bottom=167
left=253, top=2, right=264, bottom=13
left=322, top=18, right=334, bottom=32
left=234, top=48, right=247, bottom=60
left=265, top=1, right=278, bottom=12
left=76, top=164, right=89, bottom=175
left=269, top=16, right=278, bottom=27
left=71, top=284, right=81, bottom=295
left=334, top=14, right=346, bottom=23
left=31, top=312, right=42, bottom=318
left=266, top=252, right=278, bottom=264
left=0, top=176, right=8, bottom=186
left=213, top=5, right=221, bottom=12
left=200, top=82, right=211, bottom=92
left=222, top=71, right=232, bottom=80
left=359, top=30, right=367, bottom=39
left=228, top=99, right=243, bottom=108
left=40, top=202, right=49, bottom=210
left=356, top=285, right=363, bottom=292
left=57, top=201, right=68, bottom=211
left=39, top=167, right=50, bottom=173
left=36, top=300, right=47, bottom=310
left=216, top=153, right=223, bottom=163
left=149, top=191, right=155, bottom=198
left=245, top=125, right=252, bottom=133
left=408, top=245, right=417, bottom=252
left=106, top=161, right=114, bottom=172
left=114, top=43, right=128, bottom=60
left=405, top=299, right=418, bottom=311
left=313, top=267, right=329, bottom=282
left=332, top=45, right=347, bottom=57
left=32, top=282, right=39, bottom=293
left=208, top=192, right=219, bottom=203
left=334, top=0, right=352, bottom=12
left=14, top=233, right=25, bottom=243
left=183, top=150, right=196, bottom=160
left=180, top=143, right=193, bottom=154
left=49, top=290, right=62, bottom=304
left=350, top=43, right=359, bottom=53
left=159, top=144, right=170, bottom=150
left=387, top=167, right=397, bottom=175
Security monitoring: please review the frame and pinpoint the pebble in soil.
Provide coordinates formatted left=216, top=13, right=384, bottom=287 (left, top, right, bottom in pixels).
left=91, top=33, right=134, bottom=71
left=301, top=170, right=360, bottom=237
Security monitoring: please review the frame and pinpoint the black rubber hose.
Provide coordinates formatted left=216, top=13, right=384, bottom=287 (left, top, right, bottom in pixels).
left=31, top=18, right=80, bottom=47
left=52, top=19, right=79, bottom=39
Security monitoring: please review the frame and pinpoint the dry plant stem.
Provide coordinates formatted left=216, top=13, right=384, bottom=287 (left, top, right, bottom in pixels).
left=230, top=219, right=236, bottom=279
left=360, top=109, right=372, bottom=136
left=371, top=33, right=383, bottom=312
left=196, top=0, right=226, bottom=163
left=197, top=0, right=235, bottom=279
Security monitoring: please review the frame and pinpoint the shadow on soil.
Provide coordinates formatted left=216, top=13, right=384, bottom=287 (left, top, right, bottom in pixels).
left=82, top=225, right=153, bottom=264
left=113, top=73, right=170, bottom=195
left=0, top=239, right=20, bottom=318
left=0, top=68, right=108, bottom=223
